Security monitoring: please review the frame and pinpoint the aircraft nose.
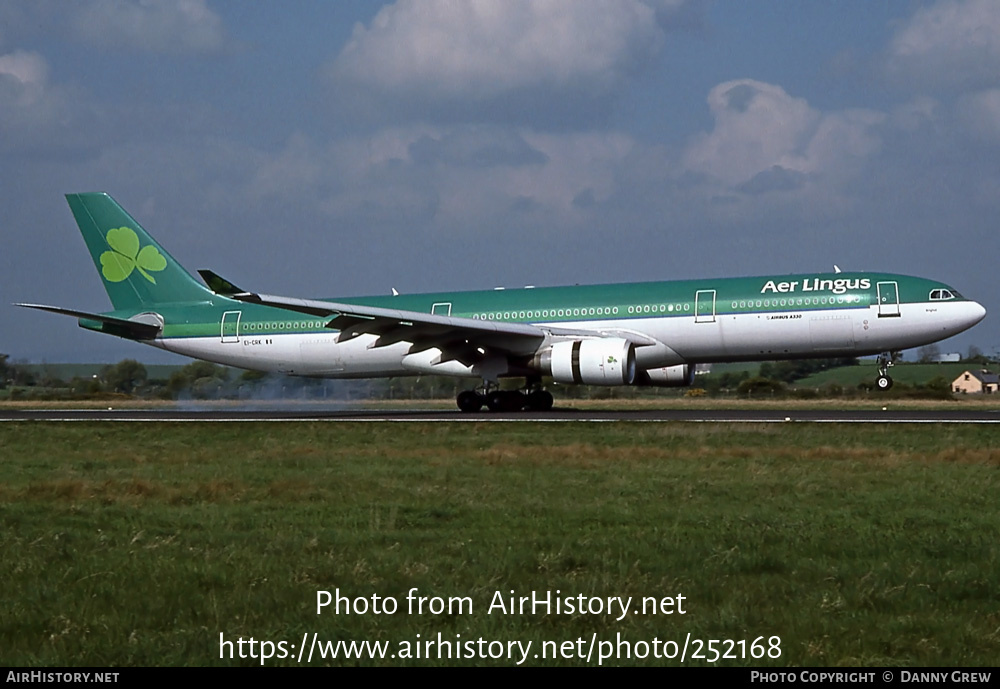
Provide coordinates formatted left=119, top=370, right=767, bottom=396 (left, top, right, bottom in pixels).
left=943, top=300, right=987, bottom=338
left=969, top=301, right=987, bottom=326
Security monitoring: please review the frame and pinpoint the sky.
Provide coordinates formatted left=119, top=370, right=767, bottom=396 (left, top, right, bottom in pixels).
left=1, top=0, right=998, bottom=364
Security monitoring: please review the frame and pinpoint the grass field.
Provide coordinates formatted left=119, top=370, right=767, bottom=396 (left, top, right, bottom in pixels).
left=796, top=361, right=977, bottom=389
left=4, top=394, right=1000, bottom=411
left=2, top=422, right=998, bottom=666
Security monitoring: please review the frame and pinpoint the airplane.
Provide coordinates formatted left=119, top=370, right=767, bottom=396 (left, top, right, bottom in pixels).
left=17, top=192, right=987, bottom=412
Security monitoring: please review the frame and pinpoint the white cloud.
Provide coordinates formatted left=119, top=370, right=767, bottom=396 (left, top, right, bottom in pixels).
left=241, top=124, right=639, bottom=234
left=0, top=50, right=48, bottom=106
left=408, top=129, right=635, bottom=227
left=248, top=134, right=325, bottom=199
left=890, top=96, right=942, bottom=132
left=683, top=80, right=819, bottom=186
left=682, top=80, right=884, bottom=190
left=957, top=88, right=1000, bottom=144
left=330, top=0, right=672, bottom=101
left=73, top=0, right=226, bottom=55
left=805, top=109, right=885, bottom=174
left=0, top=49, right=84, bottom=148
left=886, top=0, right=1000, bottom=90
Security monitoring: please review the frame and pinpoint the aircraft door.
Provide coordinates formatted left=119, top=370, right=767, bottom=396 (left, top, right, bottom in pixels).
left=695, top=290, right=716, bottom=323
left=877, top=282, right=900, bottom=318
left=221, top=310, right=241, bottom=343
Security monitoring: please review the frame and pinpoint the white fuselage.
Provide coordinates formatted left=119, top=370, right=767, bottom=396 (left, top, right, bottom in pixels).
left=153, top=300, right=986, bottom=379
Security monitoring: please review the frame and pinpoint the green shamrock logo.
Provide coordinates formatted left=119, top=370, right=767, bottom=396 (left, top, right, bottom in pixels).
left=100, top=227, right=167, bottom=284
left=607, top=355, right=617, bottom=364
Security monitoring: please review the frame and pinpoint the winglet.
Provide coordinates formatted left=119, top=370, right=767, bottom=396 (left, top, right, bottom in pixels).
left=198, top=269, right=248, bottom=297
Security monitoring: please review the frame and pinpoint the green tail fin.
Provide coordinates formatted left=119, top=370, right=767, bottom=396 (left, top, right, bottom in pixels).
left=66, top=193, right=212, bottom=310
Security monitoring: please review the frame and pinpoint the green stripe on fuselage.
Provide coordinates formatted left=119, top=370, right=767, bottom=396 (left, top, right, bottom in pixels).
left=79, top=272, right=964, bottom=340
left=318, top=272, right=951, bottom=324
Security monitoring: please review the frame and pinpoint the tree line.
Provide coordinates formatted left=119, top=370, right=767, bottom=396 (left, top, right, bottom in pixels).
left=0, top=353, right=982, bottom=401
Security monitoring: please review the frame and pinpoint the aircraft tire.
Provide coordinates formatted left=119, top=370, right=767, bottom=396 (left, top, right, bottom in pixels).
left=507, top=391, right=529, bottom=412
left=457, top=390, right=483, bottom=413
left=485, top=391, right=506, bottom=412
left=486, top=390, right=526, bottom=412
left=876, top=375, right=893, bottom=391
left=526, top=390, right=554, bottom=411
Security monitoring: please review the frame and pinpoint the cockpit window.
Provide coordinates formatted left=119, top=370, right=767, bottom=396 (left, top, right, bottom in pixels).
left=929, top=289, right=955, bottom=301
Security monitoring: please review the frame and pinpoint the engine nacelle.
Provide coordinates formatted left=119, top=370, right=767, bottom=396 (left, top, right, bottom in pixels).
left=536, top=338, right=637, bottom=386
left=636, top=364, right=695, bottom=387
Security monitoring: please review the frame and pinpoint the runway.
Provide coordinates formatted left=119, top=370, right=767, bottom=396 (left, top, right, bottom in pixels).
left=3, top=407, right=1000, bottom=423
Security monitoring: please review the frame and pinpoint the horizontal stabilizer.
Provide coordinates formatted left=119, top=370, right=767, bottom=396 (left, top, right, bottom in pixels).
left=14, top=303, right=162, bottom=340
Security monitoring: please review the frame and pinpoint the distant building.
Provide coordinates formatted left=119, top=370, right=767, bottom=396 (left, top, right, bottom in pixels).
left=952, top=369, right=999, bottom=394
left=933, top=353, right=961, bottom=363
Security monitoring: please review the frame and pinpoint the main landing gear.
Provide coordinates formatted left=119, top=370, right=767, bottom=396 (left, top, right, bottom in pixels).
left=876, top=352, right=894, bottom=391
left=456, top=380, right=554, bottom=413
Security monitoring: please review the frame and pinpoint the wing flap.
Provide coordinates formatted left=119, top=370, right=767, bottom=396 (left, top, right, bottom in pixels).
left=230, top=291, right=548, bottom=356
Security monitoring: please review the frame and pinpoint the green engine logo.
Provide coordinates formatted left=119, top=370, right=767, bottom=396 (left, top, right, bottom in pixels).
left=100, top=227, right=166, bottom=284
left=607, top=356, right=618, bottom=364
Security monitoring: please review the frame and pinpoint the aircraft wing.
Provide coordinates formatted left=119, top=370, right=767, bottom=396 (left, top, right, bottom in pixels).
left=227, top=290, right=548, bottom=362
left=199, top=271, right=661, bottom=364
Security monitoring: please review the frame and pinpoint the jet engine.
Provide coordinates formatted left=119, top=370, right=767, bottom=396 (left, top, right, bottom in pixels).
left=636, top=364, right=695, bottom=387
left=534, top=338, right=636, bottom=385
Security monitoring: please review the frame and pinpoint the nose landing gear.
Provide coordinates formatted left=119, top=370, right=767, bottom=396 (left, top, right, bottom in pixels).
left=876, top=352, right=894, bottom=391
